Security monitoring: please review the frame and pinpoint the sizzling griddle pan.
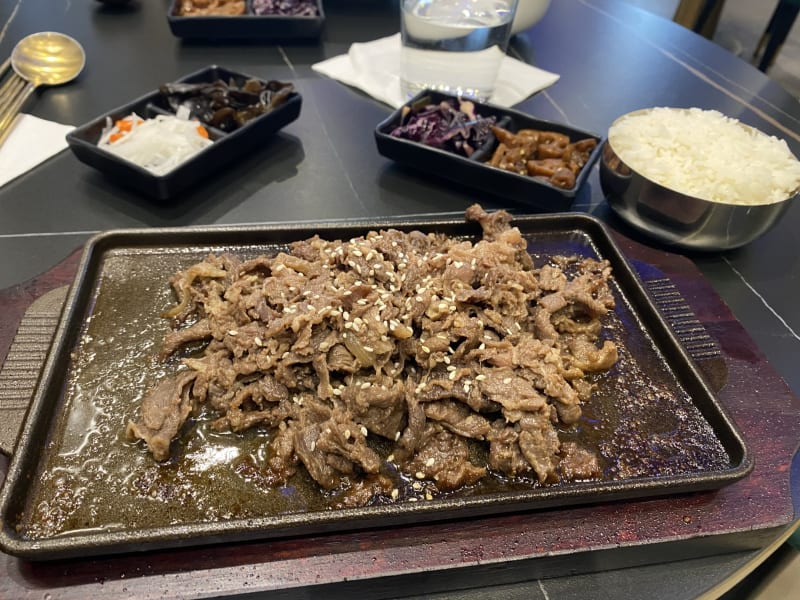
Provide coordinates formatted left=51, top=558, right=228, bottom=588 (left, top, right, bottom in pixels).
left=0, top=213, right=752, bottom=559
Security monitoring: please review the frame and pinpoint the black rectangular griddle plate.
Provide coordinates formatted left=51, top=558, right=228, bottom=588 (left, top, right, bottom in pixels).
left=0, top=213, right=752, bottom=560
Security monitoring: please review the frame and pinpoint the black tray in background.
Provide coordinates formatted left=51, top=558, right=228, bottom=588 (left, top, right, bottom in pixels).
left=167, top=0, right=325, bottom=40
left=0, top=213, right=752, bottom=560
left=375, top=90, right=604, bottom=212
left=66, top=65, right=302, bottom=200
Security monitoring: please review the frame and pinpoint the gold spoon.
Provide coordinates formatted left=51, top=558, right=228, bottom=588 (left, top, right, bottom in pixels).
left=0, top=32, right=85, bottom=145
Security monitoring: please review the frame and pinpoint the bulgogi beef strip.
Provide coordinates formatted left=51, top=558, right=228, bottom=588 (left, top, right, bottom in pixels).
left=127, top=204, right=618, bottom=502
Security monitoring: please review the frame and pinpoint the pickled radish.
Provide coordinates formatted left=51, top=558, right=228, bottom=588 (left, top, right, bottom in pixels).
left=97, top=113, right=213, bottom=176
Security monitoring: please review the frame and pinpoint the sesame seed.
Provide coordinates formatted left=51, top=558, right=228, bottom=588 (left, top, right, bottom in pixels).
left=421, top=345, right=431, bottom=353
left=503, top=377, right=512, bottom=384
left=353, top=249, right=363, bottom=257
left=332, top=388, right=342, bottom=396
left=388, top=453, right=395, bottom=461
left=409, top=497, right=419, bottom=502
left=425, top=492, right=433, bottom=500
left=395, top=431, right=401, bottom=441
left=360, top=426, right=368, bottom=437
left=415, top=471, right=425, bottom=479
left=310, top=441, right=316, bottom=451
left=475, top=374, right=486, bottom=381
left=479, top=343, right=486, bottom=350
left=344, top=429, right=351, bottom=439
left=425, top=457, right=435, bottom=467
left=448, top=371, right=456, bottom=380
left=254, top=337, right=263, bottom=346
left=391, top=488, right=399, bottom=500
left=361, top=382, right=371, bottom=389
left=228, top=330, right=238, bottom=336
left=446, top=365, right=456, bottom=372
left=412, top=482, right=422, bottom=491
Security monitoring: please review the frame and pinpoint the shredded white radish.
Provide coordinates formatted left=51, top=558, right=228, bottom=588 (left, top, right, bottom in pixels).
left=98, top=113, right=213, bottom=176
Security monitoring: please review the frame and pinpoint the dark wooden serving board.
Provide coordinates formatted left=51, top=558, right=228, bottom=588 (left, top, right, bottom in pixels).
left=0, top=233, right=798, bottom=599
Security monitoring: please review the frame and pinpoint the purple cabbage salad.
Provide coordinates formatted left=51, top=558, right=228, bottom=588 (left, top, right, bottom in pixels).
left=389, top=97, right=497, bottom=157
left=251, top=0, right=319, bottom=16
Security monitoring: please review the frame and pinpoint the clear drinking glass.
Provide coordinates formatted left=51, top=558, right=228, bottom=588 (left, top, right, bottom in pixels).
left=400, top=0, right=520, bottom=102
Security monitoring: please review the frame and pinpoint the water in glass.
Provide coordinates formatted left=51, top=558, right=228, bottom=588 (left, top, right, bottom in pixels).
left=400, top=0, right=518, bottom=102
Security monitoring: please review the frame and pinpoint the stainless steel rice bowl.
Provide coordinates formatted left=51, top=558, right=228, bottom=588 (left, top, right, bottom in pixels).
left=599, top=108, right=799, bottom=251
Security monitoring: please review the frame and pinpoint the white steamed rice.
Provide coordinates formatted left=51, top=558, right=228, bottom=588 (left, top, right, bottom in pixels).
left=608, top=107, right=800, bottom=206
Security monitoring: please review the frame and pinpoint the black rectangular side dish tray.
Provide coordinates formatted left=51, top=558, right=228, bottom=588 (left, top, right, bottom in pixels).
left=375, top=90, right=604, bottom=212
left=66, top=65, right=302, bottom=200
left=167, top=0, right=325, bottom=40
left=0, top=213, right=752, bottom=560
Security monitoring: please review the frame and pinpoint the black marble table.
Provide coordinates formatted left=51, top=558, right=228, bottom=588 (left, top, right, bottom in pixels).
left=0, top=0, right=798, bottom=598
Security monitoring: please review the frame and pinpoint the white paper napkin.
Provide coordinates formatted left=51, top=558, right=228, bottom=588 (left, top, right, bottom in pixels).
left=312, top=33, right=560, bottom=109
left=0, top=114, right=74, bottom=188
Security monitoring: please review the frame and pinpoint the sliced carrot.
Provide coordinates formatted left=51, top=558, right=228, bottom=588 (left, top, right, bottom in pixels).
left=196, top=124, right=209, bottom=139
left=114, top=117, right=143, bottom=132
left=109, top=132, right=124, bottom=143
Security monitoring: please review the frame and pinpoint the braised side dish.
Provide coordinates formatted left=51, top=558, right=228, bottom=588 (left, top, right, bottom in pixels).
left=178, top=0, right=246, bottom=16
left=488, top=125, right=598, bottom=189
left=159, top=79, right=295, bottom=133
left=127, top=205, right=618, bottom=504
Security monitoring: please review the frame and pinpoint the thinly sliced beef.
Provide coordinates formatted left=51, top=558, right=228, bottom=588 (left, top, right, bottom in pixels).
left=126, top=370, right=197, bottom=461
left=559, top=441, right=601, bottom=481
left=487, top=421, right=529, bottom=476
left=159, top=318, right=212, bottom=359
left=518, top=412, right=561, bottom=483
left=423, top=400, right=492, bottom=440
left=133, top=204, right=619, bottom=505
left=405, top=425, right=486, bottom=491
